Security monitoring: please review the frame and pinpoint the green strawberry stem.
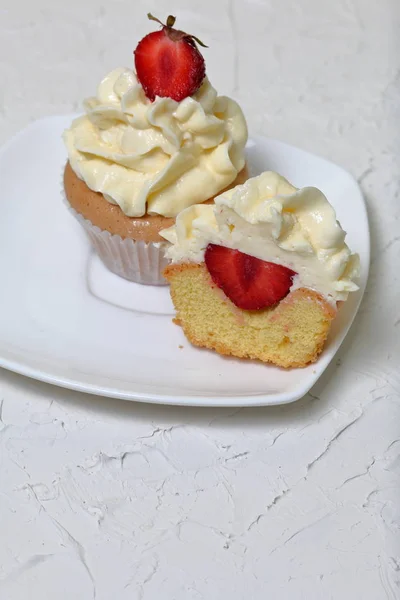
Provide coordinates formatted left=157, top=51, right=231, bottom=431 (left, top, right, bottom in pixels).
left=146, top=12, right=208, bottom=48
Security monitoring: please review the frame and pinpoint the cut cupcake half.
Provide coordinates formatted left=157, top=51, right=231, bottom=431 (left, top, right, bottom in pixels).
left=161, top=171, right=360, bottom=368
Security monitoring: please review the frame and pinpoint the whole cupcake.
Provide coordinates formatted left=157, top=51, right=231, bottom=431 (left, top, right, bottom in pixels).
left=63, top=13, right=248, bottom=285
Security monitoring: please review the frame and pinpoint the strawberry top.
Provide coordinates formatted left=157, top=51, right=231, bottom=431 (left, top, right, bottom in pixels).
left=134, top=14, right=207, bottom=102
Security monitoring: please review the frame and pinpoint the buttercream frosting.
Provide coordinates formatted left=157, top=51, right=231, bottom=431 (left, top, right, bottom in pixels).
left=63, top=68, right=248, bottom=218
left=161, top=171, right=360, bottom=302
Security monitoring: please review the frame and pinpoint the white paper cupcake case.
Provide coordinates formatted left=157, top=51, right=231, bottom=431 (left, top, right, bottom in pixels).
left=67, top=203, right=170, bottom=286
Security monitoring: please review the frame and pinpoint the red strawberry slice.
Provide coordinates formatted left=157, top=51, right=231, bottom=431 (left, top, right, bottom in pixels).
left=134, top=14, right=206, bottom=102
left=204, top=244, right=297, bottom=310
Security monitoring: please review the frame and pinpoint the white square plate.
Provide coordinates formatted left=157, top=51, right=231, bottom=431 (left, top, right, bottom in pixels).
left=0, top=116, right=369, bottom=407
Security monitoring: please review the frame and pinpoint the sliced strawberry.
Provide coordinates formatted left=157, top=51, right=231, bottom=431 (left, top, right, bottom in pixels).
left=134, top=14, right=206, bottom=102
left=204, top=244, right=297, bottom=310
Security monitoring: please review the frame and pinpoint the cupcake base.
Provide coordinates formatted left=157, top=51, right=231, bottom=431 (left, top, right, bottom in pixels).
left=63, top=161, right=249, bottom=285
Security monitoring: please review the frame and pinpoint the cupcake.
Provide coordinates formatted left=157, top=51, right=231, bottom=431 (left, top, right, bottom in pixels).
left=63, top=14, right=248, bottom=285
left=161, top=172, right=360, bottom=368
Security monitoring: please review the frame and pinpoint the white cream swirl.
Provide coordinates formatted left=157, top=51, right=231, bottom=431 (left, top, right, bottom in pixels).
left=63, top=68, right=248, bottom=217
left=161, top=171, right=360, bottom=302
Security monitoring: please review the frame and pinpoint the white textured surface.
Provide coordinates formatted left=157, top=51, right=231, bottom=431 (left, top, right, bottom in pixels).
left=1, top=0, right=399, bottom=598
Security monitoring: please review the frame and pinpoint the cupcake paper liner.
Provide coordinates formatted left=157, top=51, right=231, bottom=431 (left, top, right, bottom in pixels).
left=72, top=208, right=170, bottom=285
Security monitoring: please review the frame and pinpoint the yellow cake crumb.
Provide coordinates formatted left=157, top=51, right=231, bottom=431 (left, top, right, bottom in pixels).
left=164, top=263, right=336, bottom=369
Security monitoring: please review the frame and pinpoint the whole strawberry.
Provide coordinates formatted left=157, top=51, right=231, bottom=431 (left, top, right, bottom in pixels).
left=134, top=13, right=207, bottom=102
